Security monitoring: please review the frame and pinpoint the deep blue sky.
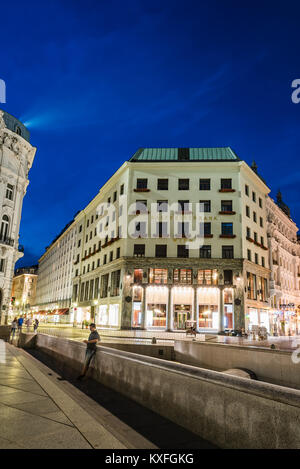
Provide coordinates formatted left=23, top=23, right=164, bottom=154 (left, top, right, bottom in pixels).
left=1, top=0, right=299, bottom=267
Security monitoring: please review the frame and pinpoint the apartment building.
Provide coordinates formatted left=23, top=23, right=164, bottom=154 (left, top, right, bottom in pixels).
left=267, top=192, right=300, bottom=335
left=34, top=217, right=77, bottom=323
left=71, top=147, right=271, bottom=333
left=11, top=265, right=38, bottom=315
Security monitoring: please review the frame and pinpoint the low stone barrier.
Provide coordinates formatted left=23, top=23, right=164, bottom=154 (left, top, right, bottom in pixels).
left=26, top=332, right=300, bottom=449
left=174, top=340, right=300, bottom=390
left=0, top=325, right=11, bottom=342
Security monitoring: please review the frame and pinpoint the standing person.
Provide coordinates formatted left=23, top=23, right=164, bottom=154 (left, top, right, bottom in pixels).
left=77, top=323, right=100, bottom=380
left=25, top=317, right=32, bottom=332
left=17, top=316, right=24, bottom=334
left=11, top=317, right=17, bottom=342
left=33, top=318, right=39, bottom=333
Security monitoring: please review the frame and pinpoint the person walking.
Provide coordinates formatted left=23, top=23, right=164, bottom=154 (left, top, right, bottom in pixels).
left=77, top=323, right=100, bottom=380
left=33, top=318, right=39, bottom=333
left=17, top=316, right=24, bottom=334
left=25, top=317, right=32, bottom=332
left=11, top=317, right=17, bottom=342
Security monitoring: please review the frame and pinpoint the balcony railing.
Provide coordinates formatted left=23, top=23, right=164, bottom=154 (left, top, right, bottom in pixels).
left=0, top=236, right=14, bottom=247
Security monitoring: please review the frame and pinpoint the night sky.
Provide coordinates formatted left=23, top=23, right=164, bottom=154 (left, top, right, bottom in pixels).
left=1, top=0, right=299, bottom=267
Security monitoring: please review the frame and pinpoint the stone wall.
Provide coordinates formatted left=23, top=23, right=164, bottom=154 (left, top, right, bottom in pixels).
left=29, top=333, right=300, bottom=448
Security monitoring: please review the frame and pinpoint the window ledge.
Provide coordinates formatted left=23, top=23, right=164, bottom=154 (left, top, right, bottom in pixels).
left=134, top=188, right=150, bottom=192
left=219, top=234, right=236, bottom=238
left=219, top=211, right=236, bottom=215
left=219, top=189, right=235, bottom=192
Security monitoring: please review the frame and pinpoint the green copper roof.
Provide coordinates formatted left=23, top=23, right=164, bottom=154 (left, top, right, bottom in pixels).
left=129, top=147, right=240, bottom=162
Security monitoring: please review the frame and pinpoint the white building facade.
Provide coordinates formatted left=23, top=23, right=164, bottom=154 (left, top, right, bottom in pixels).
left=0, top=110, right=36, bottom=324
left=267, top=193, right=300, bottom=335
left=71, top=148, right=271, bottom=333
left=34, top=218, right=77, bottom=323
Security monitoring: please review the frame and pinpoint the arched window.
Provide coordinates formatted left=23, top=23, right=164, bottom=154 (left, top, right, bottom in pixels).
left=0, top=215, right=9, bottom=240
left=15, top=126, right=21, bottom=136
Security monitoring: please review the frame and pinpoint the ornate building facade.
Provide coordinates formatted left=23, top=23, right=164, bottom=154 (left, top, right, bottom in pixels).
left=0, top=110, right=36, bottom=324
left=267, top=192, right=300, bottom=335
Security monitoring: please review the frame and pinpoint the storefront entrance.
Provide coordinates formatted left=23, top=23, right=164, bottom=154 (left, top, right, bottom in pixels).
left=171, top=287, right=193, bottom=330
left=173, top=305, right=191, bottom=330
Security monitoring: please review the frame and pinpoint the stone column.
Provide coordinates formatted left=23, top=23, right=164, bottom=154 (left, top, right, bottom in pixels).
left=193, top=286, right=197, bottom=323
left=141, top=285, right=147, bottom=329
left=218, top=287, right=224, bottom=333
left=167, top=286, right=172, bottom=331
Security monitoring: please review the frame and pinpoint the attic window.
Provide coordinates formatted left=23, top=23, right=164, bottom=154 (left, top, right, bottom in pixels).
left=178, top=148, right=189, bottom=161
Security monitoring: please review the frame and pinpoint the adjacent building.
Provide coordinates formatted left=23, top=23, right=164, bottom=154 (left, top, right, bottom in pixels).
left=11, top=265, right=38, bottom=315
left=0, top=110, right=36, bottom=324
left=34, top=217, right=77, bottom=323
left=267, top=192, right=300, bottom=335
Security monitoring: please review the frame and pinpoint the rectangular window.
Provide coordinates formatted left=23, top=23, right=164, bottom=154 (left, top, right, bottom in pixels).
left=198, top=269, right=218, bottom=285
left=116, top=247, right=120, bottom=259
left=156, top=221, right=169, bottom=238
left=252, top=191, right=256, bottom=202
left=203, top=222, right=211, bottom=235
left=199, top=245, right=211, bottom=258
left=0, top=258, right=5, bottom=273
left=177, top=245, right=189, bottom=258
left=262, top=257, right=265, bottom=267
left=259, top=197, right=262, bottom=208
left=178, top=179, right=189, bottom=190
left=221, top=223, right=233, bottom=235
left=155, top=244, right=167, bottom=257
left=222, top=246, right=234, bottom=259
left=246, top=206, right=250, bottom=217
left=157, top=200, right=168, bottom=213
left=94, top=278, right=99, bottom=299
left=173, top=269, right=192, bottom=284
left=260, top=217, right=263, bottom=228
left=136, top=178, right=148, bottom=189
left=111, top=270, right=121, bottom=296
left=135, top=200, right=148, bottom=214
left=113, top=191, right=117, bottom=202
left=221, top=179, right=232, bottom=189
left=246, top=227, right=251, bottom=238
left=247, top=272, right=257, bottom=300
left=178, top=200, right=190, bottom=213
left=253, top=212, right=257, bottom=223
left=199, top=200, right=211, bottom=212
left=199, top=179, right=210, bottom=190
left=221, top=200, right=232, bottom=212
left=100, top=274, right=109, bottom=298
left=255, top=253, right=258, bottom=264
left=134, top=269, right=143, bottom=283
left=149, top=268, right=168, bottom=284
left=157, top=179, right=168, bottom=190
left=261, top=236, right=264, bottom=247
left=109, top=251, right=113, bottom=262
left=120, top=184, right=124, bottom=195
left=245, top=185, right=249, bottom=196
left=247, top=249, right=251, bottom=261
left=6, top=184, right=14, bottom=200
left=134, top=244, right=145, bottom=256
left=224, top=270, right=233, bottom=285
